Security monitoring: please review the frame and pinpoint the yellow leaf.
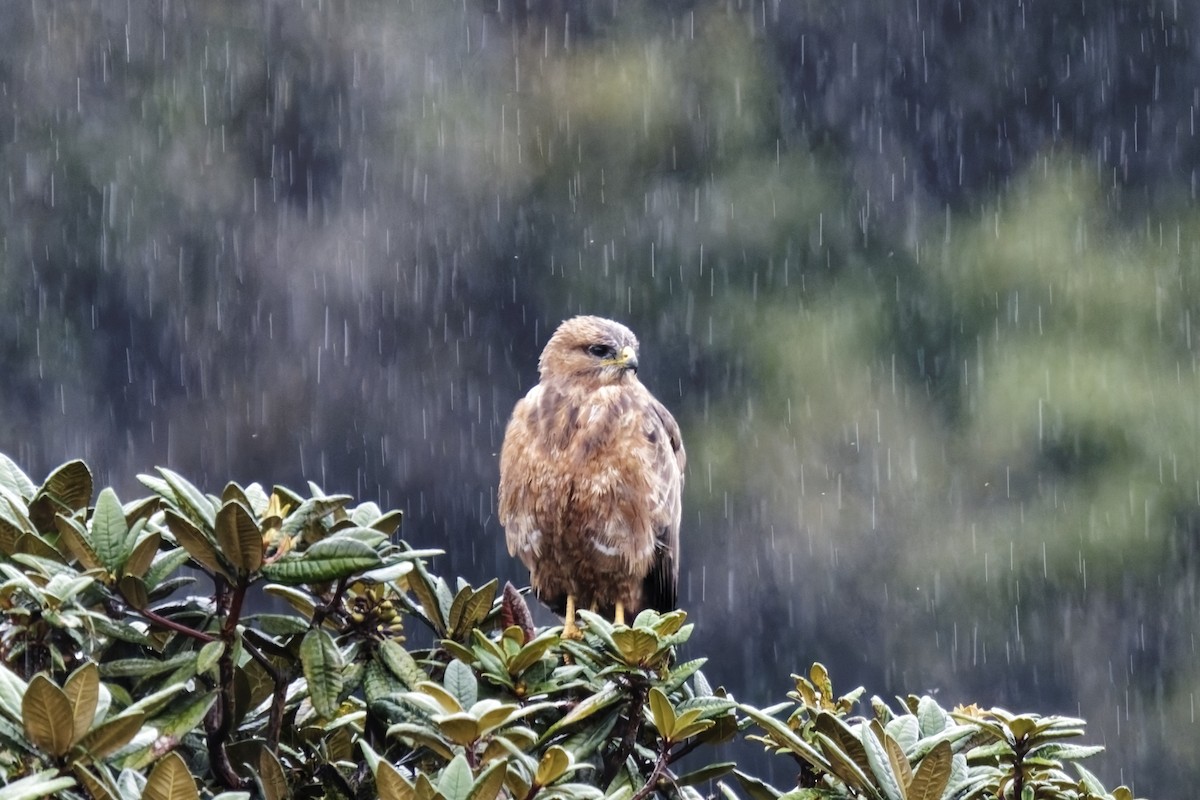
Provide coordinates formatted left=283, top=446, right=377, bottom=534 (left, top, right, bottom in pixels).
left=74, top=712, right=145, bottom=759
left=23, top=674, right=74, bottom=757
left=63, top=663, right=100, bottom=747
left=907, top=740, right=952, bottom=800
left=376, top=760, right=416, bottom=800
left=259, top=748, right=291, bottom=800
left=215, top=500, right=263, bottom=574
left=143, top=752, right=200, bottom=800
left=534, top=745, right=572, bottom=786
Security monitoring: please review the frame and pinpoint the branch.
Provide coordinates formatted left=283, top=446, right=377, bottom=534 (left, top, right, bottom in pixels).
left=630, top=738, right=673, bottom=800
left=242, top=637, right=291, bottom=750
left=137, top=606, right=216, bottom=643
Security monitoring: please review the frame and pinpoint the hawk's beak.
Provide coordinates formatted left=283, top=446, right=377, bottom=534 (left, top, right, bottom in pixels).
left=616, top=346, right=638, bottom=372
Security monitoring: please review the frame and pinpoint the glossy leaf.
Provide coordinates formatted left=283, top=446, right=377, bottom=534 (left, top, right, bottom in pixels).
left=63, top=663, right=99, bottom=744
left=74, top=711, right=145, bottom=759
left=143, top=751, right=200, bottom=800
left=260, top=536, right=381, bottom=585
left=908, top=740, right=952, bottom=800
left=91, top=488, right=130, bottom=573
left=22, top=675, right=74, bottom=757
left=0, top=771, right=78, bottom=800
left=301, top=627, right=345, bottom=718
left=215, top=500, right=263, bottom=574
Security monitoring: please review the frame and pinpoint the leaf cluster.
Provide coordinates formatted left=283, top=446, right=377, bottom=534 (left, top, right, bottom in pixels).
left=0, top=454, right=1147, bottom=800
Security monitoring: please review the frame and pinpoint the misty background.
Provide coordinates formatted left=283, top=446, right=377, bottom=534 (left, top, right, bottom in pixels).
left=1, top=2, right=1197, bottom=795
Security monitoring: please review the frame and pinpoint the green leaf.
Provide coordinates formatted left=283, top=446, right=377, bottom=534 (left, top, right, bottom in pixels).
left=740, top=704, right=831, bottom=773
left=407, top=560, right=447, bottom=634
left=448, top=579, right=499, bottom=639
left=91, top=487, right=130, bottom=573
left=444, top=659, right=478, bottom=709
left=439, top=754, right=474, bottom=800
left=215, top=500, right=263, bottom=574
left=301, top=627, right=345, bottom=718
left=732, top=769, right=783, bottom=800
left=0, top=771, right=78, bottom=800
left=156, top=467, right=215, bottom=529
left=542, top=682, right=623, bottom=740
left=676, top=762, right=737, bottom=786
left=0, top=454, right=36, bottom=500
left=467, top=758, right=509, bottom=800
left=149, top=692, right=217, bottom=740
left=378, top=639, right=428, bottom=689
left=23, top=675, right=74, bottom=757
left=143, top=751, right=200, bottom=800
left=260, top=536, right=382, bottom=585
left=508, top=629, right=561, bottom=675
left=385, top=722, right=455, bottom=760
left=280, top=495, right=353, bottom=537
left=0, top=663, right=28, bottom=722
left=196, top=641, right=225, bottom=675
left=862, top=721, right=905, bottom=800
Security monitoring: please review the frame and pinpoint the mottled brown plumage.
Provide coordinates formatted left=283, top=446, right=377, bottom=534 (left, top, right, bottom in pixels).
left=498, top=316, right=686, bottom=635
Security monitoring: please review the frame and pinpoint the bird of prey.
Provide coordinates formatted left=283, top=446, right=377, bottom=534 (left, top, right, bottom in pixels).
left=498, top=316, right=686, bottom=638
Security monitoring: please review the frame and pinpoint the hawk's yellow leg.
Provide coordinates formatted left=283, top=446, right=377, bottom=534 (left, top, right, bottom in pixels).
left=614, top=601, right=626, bottom=626
left=562, top=593, right=583, bottom=640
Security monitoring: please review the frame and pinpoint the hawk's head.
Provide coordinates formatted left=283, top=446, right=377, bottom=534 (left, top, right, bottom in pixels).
left=539, top=316, right=640, bottom=385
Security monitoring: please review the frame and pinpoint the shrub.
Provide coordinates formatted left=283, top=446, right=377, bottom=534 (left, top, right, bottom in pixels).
left=0, top=455, right=1142, bottom=800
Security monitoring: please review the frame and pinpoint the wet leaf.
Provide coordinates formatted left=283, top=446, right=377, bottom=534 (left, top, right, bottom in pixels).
left=438, top=754, right=474, bottom=800
left=63, top=663, right=99, bottom=743
left=375, top=760, right=416, bottom=800
left=143, top=751, right=199, bottom=800
left=258, top=749, right=289, bottom=800
left=535, top=745, right=572, bottom=786
left=124, top=530, right=162, bottom=579
left=73, top=711, right=144, bottom=759
left=22, top=675, right=74, bottom=757
left=164, top=509, right=230, bottom=579
left=30, top=460, right=92, bottom=531
left=260, top=536, right=381, bottom=585
left=443, top=659, right=477, bottom=709
left=907, top=740, right=952, bottom=800
left=301, top=627, right=345, bottom=718
left=215, top=500, right=262, bottom=574
left=0, top=770, right=78, bottom=800
left=90, top=487, right=130, bottom=573
left=467, top=758, right=509, bottom=800
left=447, top=579, right=498, bottom=640
left=53, top=514, right=102, bottom=571
left=156, top=467, right=215, bottom=529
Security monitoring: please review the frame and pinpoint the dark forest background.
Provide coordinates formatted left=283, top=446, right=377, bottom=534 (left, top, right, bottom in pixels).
left=2, top=2, right=1198, bottom=795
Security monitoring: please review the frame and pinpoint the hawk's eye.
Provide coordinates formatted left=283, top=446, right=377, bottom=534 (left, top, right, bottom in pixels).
left=587, top=344, right=614, bottom=358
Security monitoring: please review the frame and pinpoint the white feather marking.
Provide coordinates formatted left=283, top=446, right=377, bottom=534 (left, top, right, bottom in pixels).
left=590, top=539, right=622, bottom=557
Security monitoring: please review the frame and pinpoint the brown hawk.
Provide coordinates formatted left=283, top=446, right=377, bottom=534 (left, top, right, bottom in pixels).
left=498, top=316, right=686, bottom=637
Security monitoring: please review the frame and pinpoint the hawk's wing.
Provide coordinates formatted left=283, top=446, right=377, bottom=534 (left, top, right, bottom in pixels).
left=497, top=385, right=544, bottom=563
left=640, top=396, right=686, bottom=612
